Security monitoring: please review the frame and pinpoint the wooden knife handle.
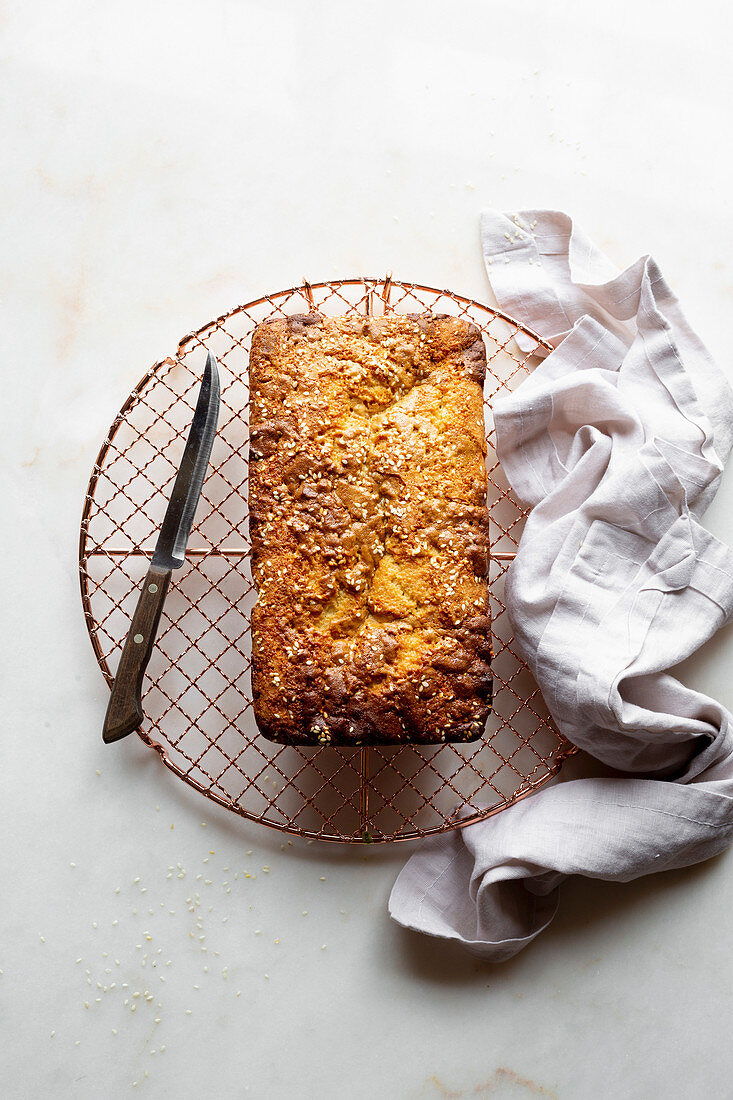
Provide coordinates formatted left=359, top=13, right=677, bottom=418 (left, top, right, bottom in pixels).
left=102, top=563, right=172, bottom=744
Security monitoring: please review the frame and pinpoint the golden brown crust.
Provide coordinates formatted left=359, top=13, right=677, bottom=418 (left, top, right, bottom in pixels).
left=248, top=312, right=492, bottom=746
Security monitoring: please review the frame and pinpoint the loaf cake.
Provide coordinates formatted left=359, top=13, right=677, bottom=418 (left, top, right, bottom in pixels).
left=248, top=311, right=492, bottom=746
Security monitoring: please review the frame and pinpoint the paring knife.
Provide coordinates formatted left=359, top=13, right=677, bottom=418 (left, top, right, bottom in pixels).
left=103, top=352, right=221, bottom=744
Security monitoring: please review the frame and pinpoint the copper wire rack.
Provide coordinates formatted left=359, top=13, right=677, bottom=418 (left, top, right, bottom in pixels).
left=79, top=276, right=574, bottom=844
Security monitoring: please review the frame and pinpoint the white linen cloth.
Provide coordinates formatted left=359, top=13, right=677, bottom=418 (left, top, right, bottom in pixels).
left=389, top=210, right=733, bottom=961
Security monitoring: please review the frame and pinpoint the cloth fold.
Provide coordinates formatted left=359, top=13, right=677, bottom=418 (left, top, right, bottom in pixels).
left=389, top=210, right=733, bottom=959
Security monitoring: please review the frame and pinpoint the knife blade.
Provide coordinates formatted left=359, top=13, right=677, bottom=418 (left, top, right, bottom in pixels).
left=102, top=352, right=221, bottom=744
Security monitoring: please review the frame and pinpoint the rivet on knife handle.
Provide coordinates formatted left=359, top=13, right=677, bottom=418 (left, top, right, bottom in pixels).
left=102, top=564, right=172, bottom=743
left=101, top=352, right=220, bottom=745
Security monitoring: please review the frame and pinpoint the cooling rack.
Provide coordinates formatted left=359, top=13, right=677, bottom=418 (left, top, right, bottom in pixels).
left=79, top=276, right=574, bottom=843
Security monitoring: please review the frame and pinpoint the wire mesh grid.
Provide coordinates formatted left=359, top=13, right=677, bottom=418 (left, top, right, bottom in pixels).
left=79, top=277, right=575, bottom=844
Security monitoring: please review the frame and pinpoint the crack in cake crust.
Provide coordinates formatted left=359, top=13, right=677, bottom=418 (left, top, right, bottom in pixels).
left=248, top=312, right=492, bottom=746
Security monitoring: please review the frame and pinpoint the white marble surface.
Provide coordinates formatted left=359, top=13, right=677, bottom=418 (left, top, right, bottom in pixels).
left=5, top=1, right=733, bottom=1096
